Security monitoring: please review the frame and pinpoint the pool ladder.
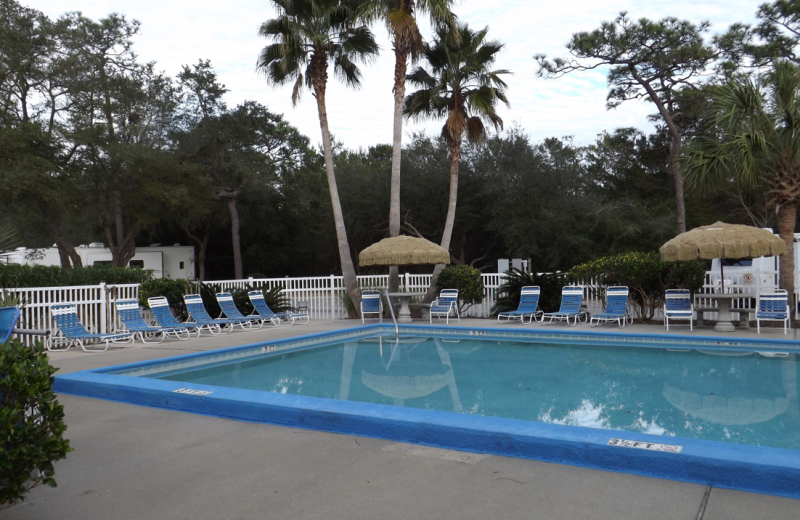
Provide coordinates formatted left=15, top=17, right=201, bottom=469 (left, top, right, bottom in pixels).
left=383, top=290, right=399, bottom=336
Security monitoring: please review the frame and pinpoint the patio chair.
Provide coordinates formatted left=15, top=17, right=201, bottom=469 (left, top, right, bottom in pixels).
left=116, top=299, right=192, bottom=343
left=361, top=290, right=382, bottom=323
left=50, top=304, right=133, bottom=352
left=247, top=290, right=308, bottom=325
left=663, top=289, right=694, bottom=331
left=183, top=294, right=249, bottom=335
left=497, top=286, right=542, bottom=324
left=756, top=289, right=790, bottom=334
left=147, top=296, right=200, bottom=339
left=590, top=286, right=631, bottom=328
left=541, top=286, right=585, bottom=326
left=0, top=306, right=20, bottom=343
left=430, top=289, right=460, bottom=324
left=216, top=292, right=266, bottom=329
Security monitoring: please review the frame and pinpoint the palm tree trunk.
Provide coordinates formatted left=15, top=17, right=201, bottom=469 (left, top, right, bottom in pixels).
left=226, top=196, right=243, bottom=279
left=426, top=141, right=460, bottom=301
left=313, top=82, right=362, bottom=314
left=777, top=202, right=797, bottom=319
left=669, top=135, right=687, bottom=234
left=388, top=49, right=408, bottom=293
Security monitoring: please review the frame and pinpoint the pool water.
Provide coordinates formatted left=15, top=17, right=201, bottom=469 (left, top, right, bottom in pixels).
left=123, top=335, right=800, bottom=451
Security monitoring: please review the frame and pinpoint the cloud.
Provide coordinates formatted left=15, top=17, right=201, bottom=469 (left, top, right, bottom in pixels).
left=29, top=0, right=762, bottom=148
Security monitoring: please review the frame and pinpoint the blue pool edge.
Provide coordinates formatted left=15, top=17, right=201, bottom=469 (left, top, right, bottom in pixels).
left=54, top=324, right=800, bottom=500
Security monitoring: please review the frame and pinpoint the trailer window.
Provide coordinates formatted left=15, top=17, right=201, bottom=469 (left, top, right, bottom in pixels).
left=129, top=260, right=145, bottom=269
left=93, top=261, right=111, bottom=266
left=721, top=258, right=752, bottom=267
left=179, top=261, right=185, bottom=269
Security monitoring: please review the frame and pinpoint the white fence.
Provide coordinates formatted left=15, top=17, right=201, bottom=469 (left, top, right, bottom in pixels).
left=1, top=269, right=788, bottom=346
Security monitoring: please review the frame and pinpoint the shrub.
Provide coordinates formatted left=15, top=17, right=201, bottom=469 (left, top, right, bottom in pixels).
left=0, top=340, right=72, bottom=504
left=568, top=252, right=706, bottom=321
left=491, top=268, right=567, bottom=315
left=436, top=265, right=485, bottom=311
left=139, top=279, right=192, bottom=319
left=0, top=264, right=152, bottom=288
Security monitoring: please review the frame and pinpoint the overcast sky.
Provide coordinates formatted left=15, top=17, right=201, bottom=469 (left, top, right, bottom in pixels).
left=28, top=0, right=763, bottom=149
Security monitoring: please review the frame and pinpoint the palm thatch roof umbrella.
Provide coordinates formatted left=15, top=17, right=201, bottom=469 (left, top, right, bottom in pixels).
left=359, top=236, right=450, bottom=290
left=660, top=222, right=786, bottom=292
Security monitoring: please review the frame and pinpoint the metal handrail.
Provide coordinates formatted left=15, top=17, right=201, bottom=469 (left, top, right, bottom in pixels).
left=383, top=290, right=399, bottom=335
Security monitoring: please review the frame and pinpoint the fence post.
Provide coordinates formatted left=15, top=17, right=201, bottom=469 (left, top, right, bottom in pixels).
left=330, top=275, right=336, bottom=320
left=99, top=282, right=107, bottom=334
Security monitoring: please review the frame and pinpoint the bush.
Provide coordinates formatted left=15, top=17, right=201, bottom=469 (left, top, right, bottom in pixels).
left=568, top=252, right=706, bottom=321
left=0, top=264, right=152, bottom=288
left=491, top=268, right=567, bottom=315
left=0, top=340, right=72, bottom=504
left=139, top=279, right=192, bottom=319
left=436, top=265, right=485, bottom=311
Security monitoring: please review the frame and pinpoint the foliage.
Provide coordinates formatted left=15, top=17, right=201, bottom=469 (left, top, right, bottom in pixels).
left=138, top=279, right=192, bottom=319
left=0, top=340, right=72, bottom=504
left=436, top=265, right=484, bottom=309
left=568, top=252, right=706, bottom=321
left=198, top=282, right=222, bottom=318
left=490, top=268, right=567, bottom=315
left=0, top=265, right=152, bottom=288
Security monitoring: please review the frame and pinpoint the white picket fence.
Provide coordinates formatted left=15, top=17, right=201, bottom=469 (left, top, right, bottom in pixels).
left=1, top=269, right=787, bottom=346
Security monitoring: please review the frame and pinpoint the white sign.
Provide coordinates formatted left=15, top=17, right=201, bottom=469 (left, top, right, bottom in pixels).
left=607, top=438, right=683, bottom=453
left=173, top=388, right=212, bottom=396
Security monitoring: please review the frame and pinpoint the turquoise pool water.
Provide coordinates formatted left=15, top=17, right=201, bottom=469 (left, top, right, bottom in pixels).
left=120, top=334, right=800, bottom=450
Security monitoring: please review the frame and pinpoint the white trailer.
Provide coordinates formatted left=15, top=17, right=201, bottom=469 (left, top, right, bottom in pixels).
left=0, top=243, right=195, bottom=280
left=708, top=233, right=800, bottom=294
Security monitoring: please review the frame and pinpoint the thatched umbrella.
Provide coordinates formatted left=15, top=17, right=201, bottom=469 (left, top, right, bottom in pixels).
left=359, top=236, right=450, bottom=267
left=660, top=222, right=786, bottom=292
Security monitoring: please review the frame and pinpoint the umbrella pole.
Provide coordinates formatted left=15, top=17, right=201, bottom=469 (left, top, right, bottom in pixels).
left=720, top=261, right=725, bottom=293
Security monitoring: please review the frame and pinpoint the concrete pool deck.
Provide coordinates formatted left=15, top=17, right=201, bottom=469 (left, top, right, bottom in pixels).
left=4, top=319, right=800, bottom=519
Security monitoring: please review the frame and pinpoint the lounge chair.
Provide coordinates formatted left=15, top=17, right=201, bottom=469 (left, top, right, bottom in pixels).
left=116, top=299, right=192, bottom=343
left=361, top=290, right=382, bottom=323
left=756, top=289, right=790, bottom=334
left=663, top=289, right=694, bottom=331
left=183, top=294, right=249, bottom=334
left=0, top=306, right=20, bottom=342
left=497, top=286, right=542, bottom=324
left=216, top=292, right=266, bottom=329
left=430, top=289, right=460, bottom=324
left=590, top=286, right=630, bottom=328
left=247, top=290, right=308, bottom=325
left=50, top=304, right=133, bottom=352
left=541, top=286, right=585, bottom=326
left=147, top=296, right=201, bottom=339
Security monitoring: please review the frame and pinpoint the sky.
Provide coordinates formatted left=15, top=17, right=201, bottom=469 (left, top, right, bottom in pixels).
left=27, top=0, right=764, bottom=150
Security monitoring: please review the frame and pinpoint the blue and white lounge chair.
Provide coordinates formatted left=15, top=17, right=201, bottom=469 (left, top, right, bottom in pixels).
left=247, top=291, right=308, bottom=325
left=590, top=286, right=630, bottom=328
left=50, top=304, right=133, bottom=352
left=183, top=294, right=248, bottom=334
left=216, top=293, right=265, bottom=329
left=116, top=299, right=191, bottom=343
left=756, top=289, right=790, bottom=334
left=663, top=289, right=694, bottom=331
left=361, top=290, right=382, bottom=323
left=541, top=286, right=584, bottom=326
left=430, top=289, right=460, bottom=324
left=497, top=286, right=542, bottom=324
left=0, top=306, right=20, bottom=343
left=147, top=296, right=200, bottom=339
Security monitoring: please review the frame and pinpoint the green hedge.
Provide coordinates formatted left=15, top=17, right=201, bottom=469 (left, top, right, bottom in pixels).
left=568, top=252, right=706, bottom=321
left=0, top=264, right=152, bottom=288
left=491, top=268, right=567, bottom=315
left=436, top=265, right=485, bottom=309
left=1, top=340, right=72, bottom=504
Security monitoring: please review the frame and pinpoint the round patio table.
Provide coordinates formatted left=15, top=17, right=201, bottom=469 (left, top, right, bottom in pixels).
left=386, top=292, right=426, bottom=323
left=700, top=293, right=753, bottom=332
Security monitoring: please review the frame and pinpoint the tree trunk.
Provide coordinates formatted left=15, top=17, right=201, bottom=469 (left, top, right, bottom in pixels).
left=105, top=192, right=137, bottom=267
left=777, top=202, right=797, bottom=318
left=669, top=134, right=687, bottom=234
left=426, top=141, right=460, bottom=301
left=38, top=203, right=82, bottom=268
left=312, top=81, right=362, bottom=314
left=388, top=49, right=408, bottom=293
left=181, top=225, right=209, bottom=281
left=226, top=196, right=243, bottom=279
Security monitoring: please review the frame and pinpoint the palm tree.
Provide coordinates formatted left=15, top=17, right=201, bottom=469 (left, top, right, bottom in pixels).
left=684, top=60, right=800, bottom=308
left=360, top=0, right=457, bottom=292
left=257, top=0, right=379, bottom=312
left=404, top=23, right=510, bottom=299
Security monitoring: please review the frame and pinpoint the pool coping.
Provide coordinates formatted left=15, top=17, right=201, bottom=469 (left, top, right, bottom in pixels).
left=54, top=324, right=800, bottom=500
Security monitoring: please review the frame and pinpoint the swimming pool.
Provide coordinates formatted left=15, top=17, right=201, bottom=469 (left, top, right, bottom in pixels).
left=55, top=324, right=800, bottom=498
